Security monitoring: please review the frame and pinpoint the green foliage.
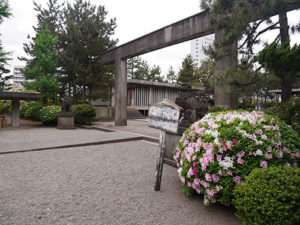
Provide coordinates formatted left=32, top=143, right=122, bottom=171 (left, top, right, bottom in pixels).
left=233, top=166, right=300, bottom=225
left=24, top=26, right=59, bottom=104
left=207, top=105, right=230, bottom=113
left=39, top=105, right=60, bottom=125
left=258, top=39, right=300, bottom=78
left=72, top=104, right=96, bottom=125
left=127, top=56, right=164, bottom=82
left=20, top=101, right=30, bottom=118
left=24, top=102, right=43, bottom=121
left=166, top=66, right=177, bottom=83
left=0, top=100, right=9, bottom=114
left=265, top=98, right=300, bottom=134
left=174, top=110, right=300, bottom=205
left=0, top=0, right=11, bottom=91
left=177, top=54, right=197, bottom=85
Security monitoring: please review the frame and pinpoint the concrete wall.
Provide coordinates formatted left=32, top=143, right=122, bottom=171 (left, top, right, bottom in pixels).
left=94, top=106, right=114, bottom=120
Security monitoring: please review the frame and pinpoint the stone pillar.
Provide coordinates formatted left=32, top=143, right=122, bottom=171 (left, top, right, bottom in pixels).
left=214, top=29, right=238, bottom=109
left=131, top=88, right=135, bottom=106
left=12, top=99, right=20, bottom=128
left=115, top=49, right=127, bottom=126
left=149, top=86, right=153, bottom=105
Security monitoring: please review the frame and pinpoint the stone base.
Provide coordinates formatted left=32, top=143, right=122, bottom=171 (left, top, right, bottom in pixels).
left=57, top=115, right=74, bottom=130
left=164, top=132, right=181, bottom=168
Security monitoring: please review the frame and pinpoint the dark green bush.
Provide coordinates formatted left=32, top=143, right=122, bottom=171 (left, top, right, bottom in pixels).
left=207, top=105, right=230, bottom=113
left=233, top=166, right=300, bottom=225
left=265, top=98, right=300, bottom=134
left=39, top=105, right=60, bottom=126
left=20, top=101, right=30, bottom=118
left=0, top=100, right=10, bottom=115
left=24, top=102, right=43, bottom=121
left=72, top=104, right=96, bottom=125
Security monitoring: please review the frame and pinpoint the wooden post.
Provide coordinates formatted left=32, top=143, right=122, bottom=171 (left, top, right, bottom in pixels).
left=214, top=29, right=238, bottom=109
left=154, top=130, right=166, bottom=191
left=115, top=48, right=127, bottom=126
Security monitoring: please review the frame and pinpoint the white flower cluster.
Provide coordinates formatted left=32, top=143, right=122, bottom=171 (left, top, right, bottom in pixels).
left=218, top=156, right=234, bottom=170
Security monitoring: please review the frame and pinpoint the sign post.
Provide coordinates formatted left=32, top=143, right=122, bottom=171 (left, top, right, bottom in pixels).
left=148, top=99, right=182, bottom=191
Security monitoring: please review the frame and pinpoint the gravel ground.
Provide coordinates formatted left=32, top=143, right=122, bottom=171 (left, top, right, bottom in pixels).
left=0, top=141, right=241, bottom=225
left=0, top=127, right=140, bottom=153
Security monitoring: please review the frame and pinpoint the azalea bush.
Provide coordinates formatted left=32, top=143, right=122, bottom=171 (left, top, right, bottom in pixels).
left=233, top=166, right=300, bottom=225
left=174, top=110, right=300, bottom=205
left=39, top=105, right=60, bottom=126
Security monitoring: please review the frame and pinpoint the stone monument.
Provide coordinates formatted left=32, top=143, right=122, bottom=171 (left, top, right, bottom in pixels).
left=57, top=97, right=74, bottom=129
left=164, top=85, right=209, bottom=165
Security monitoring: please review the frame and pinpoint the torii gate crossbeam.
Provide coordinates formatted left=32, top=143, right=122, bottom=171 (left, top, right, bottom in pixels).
left=101, top=4, right=300, bottom=126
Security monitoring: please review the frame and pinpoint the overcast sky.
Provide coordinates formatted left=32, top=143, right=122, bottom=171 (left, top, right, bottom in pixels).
left=1, top=0, right=299, bottom=76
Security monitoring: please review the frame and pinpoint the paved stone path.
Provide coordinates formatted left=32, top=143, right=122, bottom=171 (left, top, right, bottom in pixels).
left=0, top=141, right=241, bottom=225
left=0, top=127, right=140, bottom=153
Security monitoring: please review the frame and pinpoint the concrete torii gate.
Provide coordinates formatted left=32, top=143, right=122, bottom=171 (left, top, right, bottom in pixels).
left=101, top=5, right=299, bottom=126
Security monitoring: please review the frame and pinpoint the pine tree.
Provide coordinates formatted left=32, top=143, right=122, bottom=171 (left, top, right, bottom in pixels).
left=0, top=0, right=11, bottom=91
left=24, top=26, right=59, bottom=104
left=60, top=0, right=117, bottom=103
left=177, top=54, right=197, bottom=85
left=148, top=65, right=164, bottom=82
left=166, top=66, right=177, bottom=83
left=258, top=39, right=300, bottom=103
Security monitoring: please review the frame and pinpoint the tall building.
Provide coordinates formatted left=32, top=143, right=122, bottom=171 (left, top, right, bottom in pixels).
left=12, top=66, right=25, bottom=85
left=190, top=34, right=214, bottom=67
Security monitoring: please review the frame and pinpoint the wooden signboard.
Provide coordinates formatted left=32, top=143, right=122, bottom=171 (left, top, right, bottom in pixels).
left=148, top=99, right=182, bottom=191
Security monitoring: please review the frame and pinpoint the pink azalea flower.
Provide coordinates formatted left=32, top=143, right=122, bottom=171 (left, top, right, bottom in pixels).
left=192, top=168, right=197, bottom=175
left=205, top=173, right=212, bottom=181
left=187, top=182, right=192, bottom=187
left=260, top=161, right=267, bottom=168
left=285, top=163, right=290, bottom=167
left=237, top=151, right=245, bottom=158
left=265, top=153, right=272, bottom=159
left=291, top=152, right=300, bottom=158
left=193, top=162, right=197, bottom=167
left=217, top=155, right=222, bottom=161
left=196, top=188, right=202, bottom=194
left=211, top=199, right=216, bottom=203
left=276, top=151, right=283, bottom=158
left=237, top=158, right=244, bottom=164
left=218, top=170, right=223, bottom=176
left=232, top=138, right=238, bottom=143
left=293, top=162, right=298, bottom=167
left=233, top=176, right=241, bottom=184
left=227, top=170, right=233, bottom=176
left=256, top=129, right=263, bottom=135
left=212, top=174, right=219, bottom=182
left=267, top=146, right=272, bottom=152
left=180, top=177, right=185, bottom=183
left=200, top=180, right=210, bottom=188
left=187, top=168, right=194, bottom=178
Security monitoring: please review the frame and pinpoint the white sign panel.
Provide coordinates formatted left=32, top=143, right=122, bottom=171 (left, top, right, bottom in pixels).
left=148, top=99, right=182, bottom=134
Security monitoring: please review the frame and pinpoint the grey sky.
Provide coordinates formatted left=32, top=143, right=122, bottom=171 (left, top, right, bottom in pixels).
left=0, top=0, right=299, bottom=76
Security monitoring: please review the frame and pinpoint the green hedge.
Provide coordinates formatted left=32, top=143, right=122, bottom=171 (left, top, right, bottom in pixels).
left=24, top=102, right=43, bottom=121
left=39, top=105, right=60, bottom=126
left=72, top=104, right=96, bottom=125
left=0, top=100, right=10, bottom=115
left=233, top=166, right=300, bottom=225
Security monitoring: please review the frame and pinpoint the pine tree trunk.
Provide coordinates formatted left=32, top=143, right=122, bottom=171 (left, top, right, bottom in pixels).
left=279, top=12, right=292, bottom=103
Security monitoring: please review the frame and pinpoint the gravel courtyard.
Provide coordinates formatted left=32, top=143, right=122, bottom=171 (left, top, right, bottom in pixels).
left=0, top=140, right=241, bottom=225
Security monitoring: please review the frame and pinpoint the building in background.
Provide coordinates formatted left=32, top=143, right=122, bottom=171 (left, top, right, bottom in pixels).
left=12, top=66, right=25, bottom=85
left=190, top=34, right=214, bottom=67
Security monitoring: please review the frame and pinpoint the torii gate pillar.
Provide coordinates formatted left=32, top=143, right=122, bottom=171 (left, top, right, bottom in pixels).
left=115, top=49, right=127, bottom=126
left=214, top=29, right=238, bottom=109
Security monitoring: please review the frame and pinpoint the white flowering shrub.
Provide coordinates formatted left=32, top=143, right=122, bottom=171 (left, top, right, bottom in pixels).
left=39, top=105, right=60, bottom=126
left=174, top=110, right=300, bottom=205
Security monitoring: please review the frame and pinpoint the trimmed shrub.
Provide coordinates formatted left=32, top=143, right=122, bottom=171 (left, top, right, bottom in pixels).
left=24, top=102, right=43, bottom=121
left=72, top=104, right=96, bottom=125
left=0, top=100, right=10, bottom=115
left=233, top=166, right=300, bottom=225
left=20, top=101, right=29, bottom=118
left=39, top=105, right=60, bottom=126
left=174, top=110, right=300, bottom=205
